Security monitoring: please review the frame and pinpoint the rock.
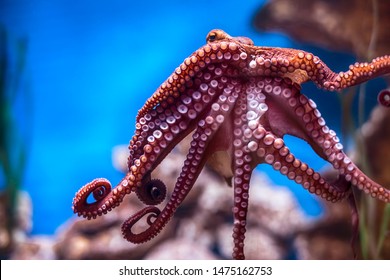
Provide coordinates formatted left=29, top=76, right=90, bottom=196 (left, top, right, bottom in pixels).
left=294, top=201, right=356, bottom=259
left=0, top=190, right=32, bottom=258
left=253, top=0, right=390, bottom=58
left=11, top=235, right=56, bottom=260
left=144, top=238, right=217, bottom=260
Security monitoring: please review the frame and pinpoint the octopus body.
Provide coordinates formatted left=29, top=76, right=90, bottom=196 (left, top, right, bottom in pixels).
left=73, top=29, right=390, bottom=259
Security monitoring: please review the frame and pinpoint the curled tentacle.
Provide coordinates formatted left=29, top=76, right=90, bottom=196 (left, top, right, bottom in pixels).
left=72, top=178, right=111, bottom=218
left=378, top=89, right=390, bottom=107
left=122, top=206, right=161, bottom=243
left=122, top=130, right=211, bottom=244
left=136, top=178, right=167, bottom=206
left=72, top=177, right=133, bottom=219
left=92, top=183, right=109, bottom=201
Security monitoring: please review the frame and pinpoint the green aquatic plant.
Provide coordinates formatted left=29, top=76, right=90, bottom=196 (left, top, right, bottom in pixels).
left=0, top=25, right=29, bottom=258
left=357, top=0, right=389, bottom=260
left=338, top=0, right=390, bottom=259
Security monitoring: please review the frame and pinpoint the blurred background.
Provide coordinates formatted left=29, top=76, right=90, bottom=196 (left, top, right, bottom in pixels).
left=0, top=0, right=388, bottom=259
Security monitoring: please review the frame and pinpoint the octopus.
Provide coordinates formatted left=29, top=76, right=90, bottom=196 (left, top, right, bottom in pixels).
left=73, top=29, right=390, bottom=259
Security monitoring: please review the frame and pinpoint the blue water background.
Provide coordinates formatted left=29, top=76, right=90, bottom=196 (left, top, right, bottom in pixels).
left=0, top=0, right=383, bottom=235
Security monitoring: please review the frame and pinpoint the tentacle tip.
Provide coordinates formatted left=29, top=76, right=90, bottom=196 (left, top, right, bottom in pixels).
left=72, top=178, right=115, bottom=214
left=378, top=89, right=390, bottom=107
left=136, top=178, right=167, bottom=205
left=120, top=206, right=162, bottom=244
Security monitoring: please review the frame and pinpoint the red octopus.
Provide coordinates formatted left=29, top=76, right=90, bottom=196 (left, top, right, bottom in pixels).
left=73, top=29, right=390, bottom=259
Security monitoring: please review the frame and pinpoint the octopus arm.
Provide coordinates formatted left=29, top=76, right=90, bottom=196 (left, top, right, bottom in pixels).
left=260, top=77, right=390, bottom=202
left=122, top=80, right=240, bottom=243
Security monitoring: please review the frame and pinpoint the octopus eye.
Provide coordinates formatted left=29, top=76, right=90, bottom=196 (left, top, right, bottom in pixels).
left=206, top=29, right=229, bottom=43
left=207, top=32, right=217, bottom=42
